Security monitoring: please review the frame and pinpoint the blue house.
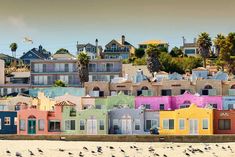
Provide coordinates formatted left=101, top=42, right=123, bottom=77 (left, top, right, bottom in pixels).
left=20, top=45, right=51, bottom=64
left=222, top=96, right=235, bottom=110
left=0, top=111, right=17, bottom=134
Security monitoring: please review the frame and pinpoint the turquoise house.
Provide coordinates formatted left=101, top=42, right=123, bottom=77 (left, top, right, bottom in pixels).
left=60, top=101, right=108, bottom=135
left=29, top=87, right=85, bottom=98
left=222, top=96, right=235, bottom=110
left=95, top=92, right=135, bottom=109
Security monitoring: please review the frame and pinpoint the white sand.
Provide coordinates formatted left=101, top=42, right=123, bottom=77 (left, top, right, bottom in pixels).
left=0, top=140, right=235, bottom=157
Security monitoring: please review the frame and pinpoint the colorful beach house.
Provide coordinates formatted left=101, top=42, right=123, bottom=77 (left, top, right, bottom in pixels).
left=61, top=101, right=108, bottom=135
left=171, top=91, right=222, bottom=110
left=214, top=110, right=235, bottom=134
left=222, top=96, right=235, bottom=110
left=17, top=104, right=62, bottom=135
left=0, top=111, right=17, bottom=134
left=135, top=96, right=171, bottom=110
left=95, top=92, right=135, bottom=110
left=159, top=104, right=213, bottom=135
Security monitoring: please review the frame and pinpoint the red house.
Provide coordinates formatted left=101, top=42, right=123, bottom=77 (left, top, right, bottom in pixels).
left=214, top=110, right=235, bottom=134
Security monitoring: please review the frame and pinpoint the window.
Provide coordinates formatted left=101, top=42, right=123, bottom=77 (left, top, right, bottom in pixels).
left=19, top=119, right=25, bottom=131
left=161, top=89, right=172, bottom=96
left=0, top=118, right=1, bottom=130
left=142, top=104, right=151, bottom=109
left=113, top=119, right=119, bottom=130
left=14, top=117, right=17, bottom=125
left=218, top=119, right=231, bottom=130
left=80, top=120, right=85, bottom=130
left=65, top=120, right=76, bottom=130
left=99, top=120, right=104, bottom=130
left=180, top=104, right=190, bottom=109
left=49, top=120, right=60, bottom=132
left=160, top=104, right=165, bottom=110
left=163, top=119, right=174, bottom=130
left=38, top=119, right=45, bottom=131
left=135, top=119, right=140, bottom=130
left=4, top=117, right=10, bottom=125
left=228, top=104, right=234, bottom=110
left=96, top=105, right=102, bottom=109
left=211, top=104, right=217, bottom=109
left=179, top=119, right=185, bottom=130
left=202, top=119, right=208, bottom=130
left=15, top=105, right=20, bottom=111
left=146, top=120, right=157, bottom=130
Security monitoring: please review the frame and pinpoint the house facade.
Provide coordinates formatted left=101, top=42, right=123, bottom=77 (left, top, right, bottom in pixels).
left=103, top=35, right=135, bottom=59
left=138, top=40, right=169, bottom=51
left=0, top=111, right=17, bottom=134
left=214, top=110, right=235, bottom=134
left=135, top=96, right=171, bottom=110
left=222, top=96, right=235, bottom=110
left=180, top=38, right=199, bottom=56
left=159, top=104, right=213, bottom=135
left=20, top=45, right=51, bottom=64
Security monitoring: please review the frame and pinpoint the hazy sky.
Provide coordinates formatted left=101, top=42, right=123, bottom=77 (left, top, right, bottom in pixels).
left=0, top=0, right=235, bottom=57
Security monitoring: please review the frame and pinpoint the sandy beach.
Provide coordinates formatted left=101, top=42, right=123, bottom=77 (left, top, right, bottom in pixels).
left=0, top=140, right=235, bottom=157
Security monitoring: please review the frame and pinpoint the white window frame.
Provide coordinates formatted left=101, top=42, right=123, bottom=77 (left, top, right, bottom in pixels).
left=4, top=117, right=10, bottom=125
left=134, top=119, right=141, bottom=131
left=38, top=119, right=45, bottom=131
left=179, top=119, right=185, bottom=130
left=202, top=119, right=209, bottom=130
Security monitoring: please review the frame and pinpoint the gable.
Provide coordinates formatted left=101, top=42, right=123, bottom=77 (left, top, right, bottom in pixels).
left=20, top=51, right=42, bottom=60
left=105, top=39, right=123, bottom=48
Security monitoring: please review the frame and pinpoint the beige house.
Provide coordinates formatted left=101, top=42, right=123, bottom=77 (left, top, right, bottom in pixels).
left=33, top=92, right=55, bottom=111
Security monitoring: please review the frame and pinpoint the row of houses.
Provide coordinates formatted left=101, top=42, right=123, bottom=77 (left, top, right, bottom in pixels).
left=0, top=89, right=235, bottom=135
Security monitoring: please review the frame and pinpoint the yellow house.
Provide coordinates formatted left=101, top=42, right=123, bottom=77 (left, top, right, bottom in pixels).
left=159, top=104, right=213, bottom=135
left=33, top=92, right=55, bottom=111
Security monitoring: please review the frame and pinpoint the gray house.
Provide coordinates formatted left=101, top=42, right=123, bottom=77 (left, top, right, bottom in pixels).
left=108, top=108, right=159, bottom=134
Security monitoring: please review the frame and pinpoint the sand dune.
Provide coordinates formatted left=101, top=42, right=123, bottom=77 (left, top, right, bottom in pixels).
left=0, top=140, right=235, bottom=157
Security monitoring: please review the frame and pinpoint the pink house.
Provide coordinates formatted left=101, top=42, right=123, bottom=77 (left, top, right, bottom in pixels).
left=135, top=96, right=172, bottom=110
left=135, top=92, right=222, bottom=110
left=17, top=104, right=63, bottom=135
left=171, top=92, right=222, bottom=110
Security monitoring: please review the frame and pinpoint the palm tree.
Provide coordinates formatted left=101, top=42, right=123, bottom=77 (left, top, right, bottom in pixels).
left=197, top=32, right=212, bottom=68
left=9, top=43, right=18, bottom=58
left=146, top=44, right=161, bottom=77
left=77, top=52, right=90, bottom=87
left=213, top=34, right=225, bottom=56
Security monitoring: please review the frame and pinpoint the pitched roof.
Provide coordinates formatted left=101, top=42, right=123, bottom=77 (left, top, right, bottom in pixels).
left=0, top=53, right=17, bottom=60
left=139, top=40, right=168, bottom=45
left=20, top=46, right=51, bottom=59
left=192, top=67, right=208, bottom=71
left=55, top=101, right=76, bottom=106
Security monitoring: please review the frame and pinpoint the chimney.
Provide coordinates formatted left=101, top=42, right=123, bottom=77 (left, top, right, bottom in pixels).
left=182, top=36, right=186, bottom=45
left=39, top=45, right=42, bottom=52
left=95, top=39, right=99, bottom=57
left=76, top=41, right=79, bottom=52
left=121, top=35, right=125, bottom=45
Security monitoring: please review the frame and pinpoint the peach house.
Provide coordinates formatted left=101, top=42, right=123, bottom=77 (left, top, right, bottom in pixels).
left=17, top=103, right=63, bottom=135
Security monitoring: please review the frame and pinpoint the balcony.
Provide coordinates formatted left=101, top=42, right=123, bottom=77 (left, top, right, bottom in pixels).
left=104, top=48, right=129, bottom=53
left=229, top=89, right=235, bottom=96
left=201, top=89, right=216, bottom=96
left=48, top=111, right=56, bottom=117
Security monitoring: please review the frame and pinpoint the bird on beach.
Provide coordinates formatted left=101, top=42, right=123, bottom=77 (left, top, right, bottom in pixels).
left=68, top=152, right=73, bottom=156
left=59, top=148, right=65, bottom=152
left=83, top=147, right=88, bottom=151
left=119, top=147, right=125, bottom=153
left=79, top=152, right=84, bottom=157
left=15, top=152, right=22, bottom=157
left=6, top=150, right=11, bottom=155
left=163, top=154, right=167, bottom=157
left=28, top=150, right=35, bottom=156
left=37, top=148, right=43, bottom=154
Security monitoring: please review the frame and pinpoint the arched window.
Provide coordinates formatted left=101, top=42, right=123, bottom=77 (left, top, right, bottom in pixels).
left=204, top=85, right=213, bottom=89
left=183, top=100, right=191, bottom=104
left=141, top=86, right=149, bottom=90
left=231, top=84, right=235, bottom=89
left=93, top=87, right=100, bottom=91
left=28, top=115, right=36, bottom=119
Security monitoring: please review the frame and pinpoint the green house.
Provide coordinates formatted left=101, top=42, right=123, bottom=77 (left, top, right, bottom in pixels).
left=61, top=103, right=108, bottom=135
left=95, top=92, right=135, bottom=110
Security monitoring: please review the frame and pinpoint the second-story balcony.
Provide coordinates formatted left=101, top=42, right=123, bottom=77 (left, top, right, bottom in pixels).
left=104, top=48, right=130, bottom=53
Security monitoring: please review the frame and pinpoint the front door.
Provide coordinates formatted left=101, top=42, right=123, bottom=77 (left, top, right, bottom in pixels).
left=28, top=119, right=36, bottom=134
left=87, top=119, right=97, bottom=135
left=121, top=118, right=132, bottom=134
left=189, top=119, right=198, bottom=135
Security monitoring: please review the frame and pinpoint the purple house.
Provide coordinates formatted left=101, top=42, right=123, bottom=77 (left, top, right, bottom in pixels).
left=135, top=96, right=172, bottom=110
left=135, top=91, right=222, bottom=110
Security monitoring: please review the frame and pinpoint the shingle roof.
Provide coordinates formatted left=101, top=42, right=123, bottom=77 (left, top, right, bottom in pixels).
left=55, top=101, right=76, bottom=106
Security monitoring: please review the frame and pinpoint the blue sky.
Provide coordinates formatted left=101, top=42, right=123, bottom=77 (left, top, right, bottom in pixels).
left=0, top=0, right=235, bottom=57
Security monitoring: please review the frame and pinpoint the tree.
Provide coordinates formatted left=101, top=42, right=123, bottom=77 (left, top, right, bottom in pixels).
left=55, top=48, right=70, bottom=54
left=170, top=47, right=184, bottom=57
left=219, top=32, right=235, bottom=74
left=54, top=80, right=66, bottom=87
left=197, top=32, right=212, bottom=68
left=77, top=52, right=90, bottom=86
left=213, top=34, right=225, bottom=56
left=146, top=44, right=161, bottom=77
left=134, top=48, right=145, bottom=58
left=9, top=43, right=18, bottom=58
